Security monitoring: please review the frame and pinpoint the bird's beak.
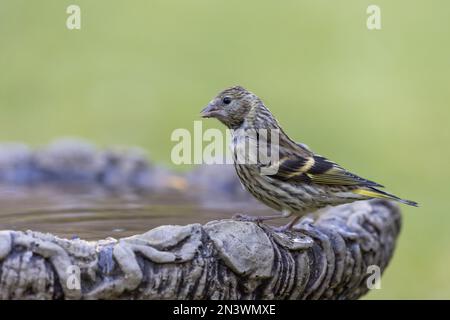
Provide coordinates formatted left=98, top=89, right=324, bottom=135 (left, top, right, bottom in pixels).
left=200, top=102, right=221, bottom=118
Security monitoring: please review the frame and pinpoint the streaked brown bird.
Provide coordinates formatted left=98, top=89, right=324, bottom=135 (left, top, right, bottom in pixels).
left=201, top=86, right=417, bottom=231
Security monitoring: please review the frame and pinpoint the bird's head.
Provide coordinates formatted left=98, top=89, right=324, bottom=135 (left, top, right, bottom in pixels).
left=201, top=86, right=258, bottom=129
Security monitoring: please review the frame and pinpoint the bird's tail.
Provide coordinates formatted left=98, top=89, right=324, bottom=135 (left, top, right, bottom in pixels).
left=353, top=187, right=418, bottom=207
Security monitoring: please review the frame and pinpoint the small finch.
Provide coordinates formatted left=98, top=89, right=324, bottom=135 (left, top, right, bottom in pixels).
left=201, top=86, right=418, bottom=231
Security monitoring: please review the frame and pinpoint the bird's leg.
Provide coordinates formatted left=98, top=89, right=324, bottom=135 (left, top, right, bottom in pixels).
left=233, top=209, right=291, bottom=223
left=272, top=216, right=301, bottom=233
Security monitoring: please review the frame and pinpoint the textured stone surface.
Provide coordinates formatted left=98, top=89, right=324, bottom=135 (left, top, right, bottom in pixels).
left=204, top=220, right=274, bottom=279
left=0, top=199, right=401, bottom=300
left=0, top=140, right=251, bottom=200
left=0, top=139, right=176, bottom=191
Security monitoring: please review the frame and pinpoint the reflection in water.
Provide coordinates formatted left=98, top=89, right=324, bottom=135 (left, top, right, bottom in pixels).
left=0, top=141, right=275, bottom=240
left=0, top=185, right=272, bottom=241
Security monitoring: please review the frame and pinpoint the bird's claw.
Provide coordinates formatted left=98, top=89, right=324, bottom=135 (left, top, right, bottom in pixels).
left=232, top=213, right=263, bottom=223
left=271, top=225, right=291, bottom=233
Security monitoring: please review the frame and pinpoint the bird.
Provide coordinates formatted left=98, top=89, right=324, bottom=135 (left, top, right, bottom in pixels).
left=200, top=85, right=418, bottom=231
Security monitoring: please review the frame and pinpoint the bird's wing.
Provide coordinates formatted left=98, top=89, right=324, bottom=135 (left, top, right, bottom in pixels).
left=268, top=154, right=383, bottom=187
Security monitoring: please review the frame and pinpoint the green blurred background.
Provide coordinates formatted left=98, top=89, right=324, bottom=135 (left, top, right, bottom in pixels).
left=1, top=0, right=449, bottom=299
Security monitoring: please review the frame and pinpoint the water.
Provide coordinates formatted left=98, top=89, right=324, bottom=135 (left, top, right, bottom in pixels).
left=0, top=185, right=271, bottom=240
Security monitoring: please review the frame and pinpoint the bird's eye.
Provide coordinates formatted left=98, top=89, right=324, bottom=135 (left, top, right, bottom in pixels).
left=222, top=97, right=232, bottom=105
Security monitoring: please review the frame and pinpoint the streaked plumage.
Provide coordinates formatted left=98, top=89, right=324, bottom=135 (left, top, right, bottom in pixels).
left=201, top=86, right=417, bottom=231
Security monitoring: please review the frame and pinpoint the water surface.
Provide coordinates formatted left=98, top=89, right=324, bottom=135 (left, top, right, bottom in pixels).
left=0, top=185, right=271, bottom=240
